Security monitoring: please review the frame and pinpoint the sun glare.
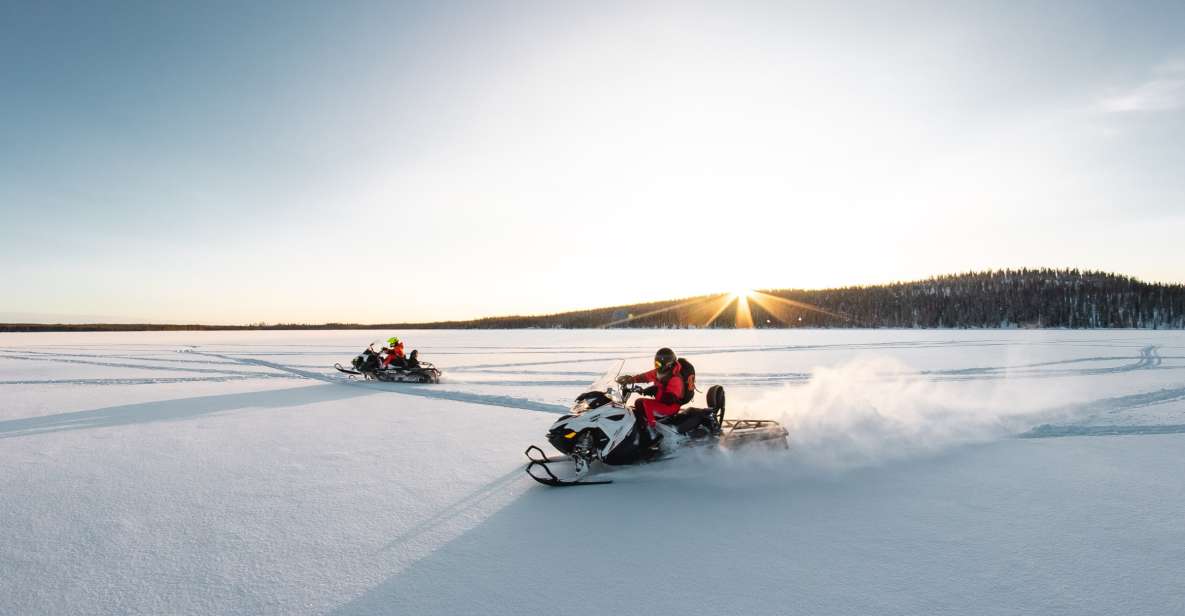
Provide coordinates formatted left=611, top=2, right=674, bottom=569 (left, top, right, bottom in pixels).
left=601, top=286, right=845, bottom=329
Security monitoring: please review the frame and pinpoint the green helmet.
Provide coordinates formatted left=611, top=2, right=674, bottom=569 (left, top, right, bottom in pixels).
left=387, top=337, right=400, bottom=347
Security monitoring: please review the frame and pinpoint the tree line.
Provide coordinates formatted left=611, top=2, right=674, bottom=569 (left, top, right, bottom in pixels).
left=401, top=269, right=1185, bottom=329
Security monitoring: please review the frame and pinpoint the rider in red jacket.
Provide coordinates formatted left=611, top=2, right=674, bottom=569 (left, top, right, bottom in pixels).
left=380, top=337, right=406, bottom=368
left=616, top=348, right=686, bottom=450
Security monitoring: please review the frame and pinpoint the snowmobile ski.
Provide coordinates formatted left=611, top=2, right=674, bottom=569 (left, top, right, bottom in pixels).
left=334, top=363, right=362, bottom=376
left=524, top=446, right=612, bottom=486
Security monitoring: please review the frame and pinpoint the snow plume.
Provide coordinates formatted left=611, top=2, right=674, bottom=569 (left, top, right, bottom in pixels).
left=735, top=356, right=1047, bottom=473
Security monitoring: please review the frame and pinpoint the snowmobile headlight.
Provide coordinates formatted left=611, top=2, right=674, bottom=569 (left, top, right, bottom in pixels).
left=563, top=431, right=577, bottom=439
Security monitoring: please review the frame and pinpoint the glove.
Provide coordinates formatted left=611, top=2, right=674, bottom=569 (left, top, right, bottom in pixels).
left=615, top=375, right=634, bottom=385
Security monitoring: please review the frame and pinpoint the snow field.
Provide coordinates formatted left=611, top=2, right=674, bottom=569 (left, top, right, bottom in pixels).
left=2, top=329, right=1184, bottom=614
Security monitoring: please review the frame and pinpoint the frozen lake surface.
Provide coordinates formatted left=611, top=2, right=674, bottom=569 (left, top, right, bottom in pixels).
left=2, top=329, right=1184, bottom=614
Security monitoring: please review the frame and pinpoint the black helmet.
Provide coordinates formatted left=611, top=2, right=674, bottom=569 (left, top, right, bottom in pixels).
left=654, top=347, right=677, bottom=378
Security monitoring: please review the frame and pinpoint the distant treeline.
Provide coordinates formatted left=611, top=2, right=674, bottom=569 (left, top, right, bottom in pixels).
left=4, top=269, right=1184, bottom=332
left=403, top=269, right=1185, bottom=330
left=753, top=268, right=1185, bottom=329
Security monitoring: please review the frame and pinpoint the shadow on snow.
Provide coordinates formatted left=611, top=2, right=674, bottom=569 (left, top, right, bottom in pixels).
left=0, top=383, right=376, bottom=440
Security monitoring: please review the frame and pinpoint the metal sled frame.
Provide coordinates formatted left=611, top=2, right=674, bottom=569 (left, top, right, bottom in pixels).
left=719, top=418, right=790, bottom=448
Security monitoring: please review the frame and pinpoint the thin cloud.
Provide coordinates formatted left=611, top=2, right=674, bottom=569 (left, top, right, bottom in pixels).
left=1099, top=58, right=1185, bottom=113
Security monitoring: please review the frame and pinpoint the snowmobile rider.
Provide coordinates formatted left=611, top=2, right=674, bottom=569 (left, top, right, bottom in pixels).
left=383, top=338, right=421, bottom=367
left=615, top=347, right=686, bottom=450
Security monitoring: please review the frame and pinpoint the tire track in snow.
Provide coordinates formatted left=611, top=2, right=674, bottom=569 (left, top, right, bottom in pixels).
left=925, top=345, right=1166, bottom=381
left=1021, top=424, right=1185, bottom=438
left=432, top=379, right=591, bottom=387
left=409, top=344, right=1180, bottom=390
left=0, top=375, right=289, bottom=386
left=443, top=340, right=996, bottom=372
left=0, top=383, right=375, bottom=440
left=0, top=351, right=295, bottom=379
left=0, top=347, right=246, bottom=367
left=447, top=356, right=630, bottom=372
left=375, top=387, right=569, bottom=414
left=188, top=351, right=571, bottom=415
left=1020, top=383, right=1185, bottom=438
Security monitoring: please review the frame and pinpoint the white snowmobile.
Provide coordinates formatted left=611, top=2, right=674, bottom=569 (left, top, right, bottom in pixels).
left=524, top=360, right=788, bottom=486
left=334, top=340, right=441, bottom=384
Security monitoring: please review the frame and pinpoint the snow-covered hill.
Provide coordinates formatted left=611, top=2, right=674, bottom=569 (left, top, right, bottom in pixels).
left=2, top=330, right=1183, bottom=614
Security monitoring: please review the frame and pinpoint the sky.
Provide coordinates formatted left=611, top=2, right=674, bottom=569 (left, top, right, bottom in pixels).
left=2, top=0, right=1184, bottom=324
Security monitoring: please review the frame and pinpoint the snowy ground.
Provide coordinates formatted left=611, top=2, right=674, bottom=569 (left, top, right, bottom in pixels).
left=2, top=329, right=1184, bottom=615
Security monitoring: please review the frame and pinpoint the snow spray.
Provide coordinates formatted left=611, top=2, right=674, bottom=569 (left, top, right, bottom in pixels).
left=728, top=356, right=1071, bottom=472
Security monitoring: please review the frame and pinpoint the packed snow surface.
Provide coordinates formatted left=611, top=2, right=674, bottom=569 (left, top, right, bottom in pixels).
left=2, top=329, right=1184, bottom=615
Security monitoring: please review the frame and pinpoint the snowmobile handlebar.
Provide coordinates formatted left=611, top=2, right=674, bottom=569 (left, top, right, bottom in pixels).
left=615, top=383, right=650, bottom=405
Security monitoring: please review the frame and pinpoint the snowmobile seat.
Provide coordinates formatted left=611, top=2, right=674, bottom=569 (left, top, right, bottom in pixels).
left=383, top=349, right=419, bottom=370
left=661, top=408, right=714, bottom=435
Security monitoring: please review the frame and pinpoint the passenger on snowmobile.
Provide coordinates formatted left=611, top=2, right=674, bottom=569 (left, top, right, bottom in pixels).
left=615, top=347, right=688, bottom=450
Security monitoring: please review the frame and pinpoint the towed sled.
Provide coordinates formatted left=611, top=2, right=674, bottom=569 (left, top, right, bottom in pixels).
left=525, top=360, right=787, bottom=486
left=335, top=341, right=441, bottom=384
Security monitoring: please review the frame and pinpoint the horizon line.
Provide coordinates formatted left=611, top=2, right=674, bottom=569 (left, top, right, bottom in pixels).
left=3, top=267, right=1182, bottom=329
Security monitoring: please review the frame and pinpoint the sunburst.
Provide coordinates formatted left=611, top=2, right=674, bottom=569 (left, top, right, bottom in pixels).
left=598, top=286, right=850, bottom=328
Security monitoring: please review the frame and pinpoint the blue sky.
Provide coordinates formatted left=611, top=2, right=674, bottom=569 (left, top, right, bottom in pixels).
left=2, top=1, right=1184, bottom=323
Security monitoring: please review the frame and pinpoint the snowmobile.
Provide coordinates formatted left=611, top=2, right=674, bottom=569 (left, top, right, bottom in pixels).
left=334, top=341, right=441, bottom=384
left=525, top=360, right=788, bottom=486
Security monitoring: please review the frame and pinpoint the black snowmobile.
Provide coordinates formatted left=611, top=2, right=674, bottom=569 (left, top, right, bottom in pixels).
left=525, top=360, right=788, bottom=486
left=335, top=340, right=441, bottom=384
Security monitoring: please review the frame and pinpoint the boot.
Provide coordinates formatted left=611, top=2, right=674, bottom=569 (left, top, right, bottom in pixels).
left=646, top=426, right=663, bottom=452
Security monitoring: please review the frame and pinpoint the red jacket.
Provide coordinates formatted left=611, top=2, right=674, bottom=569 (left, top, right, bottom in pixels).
left=381, top=343, right=406, bottom=367
left=631, top=361, right=686, bottom=406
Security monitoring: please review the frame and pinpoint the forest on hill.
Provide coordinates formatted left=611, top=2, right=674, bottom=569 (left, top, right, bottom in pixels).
left=406, top=269, right=1185, bottom=330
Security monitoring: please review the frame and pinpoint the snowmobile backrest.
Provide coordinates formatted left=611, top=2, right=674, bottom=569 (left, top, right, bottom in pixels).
left=677, top=358, right=696, bottom=405
left=705, top=384, right=725, bottom=411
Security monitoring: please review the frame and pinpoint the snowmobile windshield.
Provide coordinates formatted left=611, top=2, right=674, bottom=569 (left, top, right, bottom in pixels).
left=588, top=359, right=625, bottom=398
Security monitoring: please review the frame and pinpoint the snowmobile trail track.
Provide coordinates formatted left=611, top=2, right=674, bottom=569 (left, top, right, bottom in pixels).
left=187, top=350, right=570, bottom=414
